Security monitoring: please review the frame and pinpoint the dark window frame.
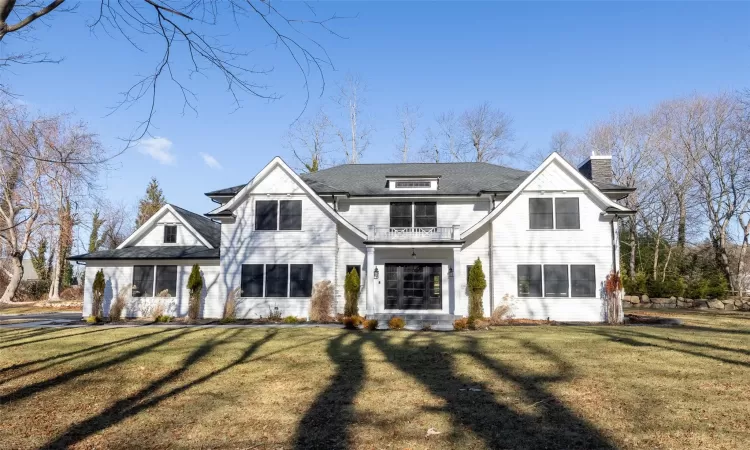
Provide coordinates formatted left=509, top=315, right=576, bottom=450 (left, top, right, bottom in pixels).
left=555, top=198, right=580, bottom=230
left=390, top=202, right=413, bottom=228
left=529, top=197, right=582, bottom=230
left=571, top=265, right=596, bottom=298
left=255, top=200, right=278, bottom=231
left=390, top=202, right=437, bottom=228
left=163, top=225, right=177, bottom=243
left=517, top=265, right=543, bottom=297
left=154, top=266, right=178, bottom=297
left=265, top=264, right=289, bottom=297
left=240, top=264, right=264, bottom=298
left=543, top=265, right=570, bottom=298
left=414, top=202, right=437, bottom=228
left=279, top=200, right=302, bottom=230
left=529, top=198, right=554, bottom=229
left=132, top=265, right=155, bottom=298
left=290, top=264, right=313, bottom=297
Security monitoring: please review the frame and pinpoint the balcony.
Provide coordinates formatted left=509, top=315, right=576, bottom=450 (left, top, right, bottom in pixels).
left=367, top=225, right=460, bottom=242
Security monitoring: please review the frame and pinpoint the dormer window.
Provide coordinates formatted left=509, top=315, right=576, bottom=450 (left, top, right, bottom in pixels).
left=163, top=225, right=177, bottom=243
left=387, top=177, right=439, bottom=191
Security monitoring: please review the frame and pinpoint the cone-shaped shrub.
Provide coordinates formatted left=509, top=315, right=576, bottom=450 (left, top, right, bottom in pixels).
left=344, top=267, right=360, bottom=317
left=187, top=264, right=203, bottom=320
left=468, top=258, right=487, bottom=321
left=92, top=269, right=105, bottom=319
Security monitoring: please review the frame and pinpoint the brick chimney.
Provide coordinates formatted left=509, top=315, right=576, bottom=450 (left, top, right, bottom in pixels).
left=578, top=153, right=612, bottom=184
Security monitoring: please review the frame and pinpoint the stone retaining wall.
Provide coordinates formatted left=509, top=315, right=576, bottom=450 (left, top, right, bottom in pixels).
left=622, top=295, right=750, bottom=311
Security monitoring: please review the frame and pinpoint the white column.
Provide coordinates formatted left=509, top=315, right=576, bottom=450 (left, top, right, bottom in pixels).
left=453, top=247, right=466, bottom=316
left=366, top=246, right=376, bottom=315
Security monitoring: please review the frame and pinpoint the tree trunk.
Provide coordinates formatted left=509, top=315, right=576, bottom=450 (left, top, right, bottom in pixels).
left=652, top=236, right=660, bottom=280
left=677, top=192, right=687, bottom=249
left=738, top=236, right=749, bottom=301
left=628, top=218, right=637, bottom=279
left=0, top=252, right=24, bottom=303
left=713, top=230, right=735, bottom=292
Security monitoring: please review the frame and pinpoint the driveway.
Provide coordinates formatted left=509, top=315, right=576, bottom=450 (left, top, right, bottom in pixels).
left=0, top=312, right=82, bottom=327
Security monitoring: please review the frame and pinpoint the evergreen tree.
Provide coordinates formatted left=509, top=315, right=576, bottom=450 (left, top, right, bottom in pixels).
left=468, top=258, right=487, bottom=321
left=187, top=264, right=203, bottom=321
left=92, top=269, right=105, bottom=319
left=344, top=267, right=360, bottom=316
left=136, top=178, right=167, bottom=227
left=30, top=239, right=49, bottom=281
left=88, top=210, right=105, bottom=252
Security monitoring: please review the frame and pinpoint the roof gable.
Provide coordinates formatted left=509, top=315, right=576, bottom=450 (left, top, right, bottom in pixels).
left=117, top=204, right=218, bottom=249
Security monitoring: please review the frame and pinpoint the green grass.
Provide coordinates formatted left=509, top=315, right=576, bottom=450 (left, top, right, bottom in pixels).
left=0, top=304, right=82, bottom=315
left=0, top=310, right=748, bottom=449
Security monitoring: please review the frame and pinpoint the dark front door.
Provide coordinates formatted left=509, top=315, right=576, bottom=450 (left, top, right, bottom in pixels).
left=385, top=263, right=442, bottom=309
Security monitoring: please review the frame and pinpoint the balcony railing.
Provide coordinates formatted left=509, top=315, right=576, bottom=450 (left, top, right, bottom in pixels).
left=367, top=226, right=460, bottom=242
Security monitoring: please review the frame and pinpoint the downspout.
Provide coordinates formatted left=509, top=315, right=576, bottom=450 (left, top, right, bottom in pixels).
left=488, top=194, right=495, bottom=312
left=610, top=215, right=619, bottom=273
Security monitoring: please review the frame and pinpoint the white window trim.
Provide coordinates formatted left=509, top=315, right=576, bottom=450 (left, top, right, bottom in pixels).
left=517, top=264, right=597, bottom=299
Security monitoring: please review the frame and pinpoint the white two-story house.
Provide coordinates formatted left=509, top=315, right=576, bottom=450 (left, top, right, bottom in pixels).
left=72, top=152, right=634, bottom=323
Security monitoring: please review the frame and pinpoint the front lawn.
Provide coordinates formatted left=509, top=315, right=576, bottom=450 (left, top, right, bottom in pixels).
left=0, top=304, right=82, bottom=315
left=0, top=311, right=748, bottom=449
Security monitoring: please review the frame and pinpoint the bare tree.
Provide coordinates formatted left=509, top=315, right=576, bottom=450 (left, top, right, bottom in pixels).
left=334, top=74, right=371, bottom=164
left=527, top=130, right=588, bottom=167
left=100, top=200, right=134, bottom=250
left=0, top=105, right=52, bottom=302
left=0, top=1, right=347, bottom=144
left=394, top=103, right=420, bottom=162
left=459, top=102, right=514, bottom=163
left=285, top=109, right=333, bottom=173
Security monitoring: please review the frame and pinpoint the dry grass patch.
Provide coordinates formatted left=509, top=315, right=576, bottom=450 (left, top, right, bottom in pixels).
left=0, top=310, right=748, bottom=449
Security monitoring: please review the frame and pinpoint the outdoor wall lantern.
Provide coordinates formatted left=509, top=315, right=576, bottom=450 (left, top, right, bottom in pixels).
left=374, top=267, right=379, bottom=279
left=448, top=267, right=454, bottom=278
left=411, top=248, right=417, bottom=259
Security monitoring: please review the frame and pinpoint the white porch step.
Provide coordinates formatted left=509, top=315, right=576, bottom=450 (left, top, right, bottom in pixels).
left=367, top=313, right=463, bottom=331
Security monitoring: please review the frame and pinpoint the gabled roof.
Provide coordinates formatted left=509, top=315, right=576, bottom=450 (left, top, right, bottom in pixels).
left=211, top=157, right=367, bottom=239
left=461, top=153, right=633, bottom=238
left=208, top=161, right=632, bottom=198
left=69, top=246, right=219, bottom=261
left=205, top=184, right=246, bottom=196
left=116, top=204, right=218, bottom=250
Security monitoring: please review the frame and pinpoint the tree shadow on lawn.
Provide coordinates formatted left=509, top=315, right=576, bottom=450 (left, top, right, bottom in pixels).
left=0, top=328, right=176, bottom=385
left=0, top=327, right=114, bottom=350
left=293, top=332, right=615, bottom=450
left=0, top=328, right=204, bottom=406
left=39, top=330, right=340, bottom=449
left=294, top=332, right=366, bottom=449
left=590, top=328, right=750, bottom=369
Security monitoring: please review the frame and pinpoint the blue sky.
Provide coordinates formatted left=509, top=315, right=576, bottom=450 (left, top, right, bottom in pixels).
left=4, top=1, right=749, bottom=216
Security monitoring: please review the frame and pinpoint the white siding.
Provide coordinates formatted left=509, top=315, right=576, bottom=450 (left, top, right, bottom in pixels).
left=82, top=260, right=221, bottom=318
left=488, top=159, right=614, bottom=322
left=132, top=211, right=204, bottom=247
left=220, top=165, right=337, bottom=319
left=336, top=227, right=367, bottom=314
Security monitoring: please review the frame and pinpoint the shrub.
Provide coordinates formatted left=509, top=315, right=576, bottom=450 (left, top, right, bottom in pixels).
left=342, top=316, right=360, bottom=329
left=109, top=284, right=132, bottom=322
left=283, top=316, right=299, bottom=324
left=85, top=315, right=102, bottom=324
left=344, top=267, right=361, bottom=317
left=646, top=276, right=685, bottom=298
left=470, top=318, right=491, bottom=330
left=59, top=286, right=83, bottom=302
left=468, top=258, right=487, bottom=321
left=685, top=273, right=728, bottom=299
left=155, top=315, right=173, bottom=323
left=267, top=306, right=283, bottom=321
left=364, top=319, right=378, bottom=330
left=453, top=317, right=468, bottom=330
left=296, top=317, right=308, bottom=323
left=490, top=304, right=510, bottom=324
left=223, top=287, right=242, bottom=323
left=309, top=280, right=334, bottom=322
left=623, top=272, right=648, bottom=296
left=187, top=264, right=203, bottom=321
left=388, top=317, right=405, bottom=330
left=219, top=317, right=236, bottom=324
left=92, top=269, right=105, bottom=319
left=151, top=301, right=166, bottom=321
left=16, top=280, right=51, bottom=301
left=157, top=289, right=171, bottom=297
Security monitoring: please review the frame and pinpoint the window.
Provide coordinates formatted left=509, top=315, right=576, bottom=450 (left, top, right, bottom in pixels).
left=544, top=265, right=569, bottom=297
left=529, top=197, right=581, bottom=230
left=290, top=264, right=313, bottom=297
left=279, top=200, right=302, bottom=230
left=155, top=266, right=178, bottom=297
left=555, top=198, right=580, bottom=230
left=241, top=264, right=264, bottom=298
left=529, top=198, right=553, bottom=229
left=132, top=266, right=155, bottom=297
left=346, top=265, right=361, bottom=279
left=394, top=180, right=431, bottom=188
left=571, top=265, right=596, bottom=297
left=414, top=202, right=437, bottom=227
left=163, top=225, right=177, bottom=243
left=517, top=265, right=542, bottom=297
left=390, top=202, right=437, bottom=228
left=255, top=200, right=278, bottom=230
left=265, top=264, right=289, bottom=297
left=390, top=202, right=412, bottom=228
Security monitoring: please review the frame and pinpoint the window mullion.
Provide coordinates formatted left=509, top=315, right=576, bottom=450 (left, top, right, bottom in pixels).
left=152, top=266, right=157, bottom=298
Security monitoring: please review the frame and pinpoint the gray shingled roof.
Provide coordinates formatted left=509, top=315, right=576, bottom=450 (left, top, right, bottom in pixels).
left=206, top=162, right=631, bottom=198
left=204, top=184, right=247, bottom=196
left=170, top=204, right=220, bottom=247
left=69, top=246, right=219, bottom=261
